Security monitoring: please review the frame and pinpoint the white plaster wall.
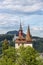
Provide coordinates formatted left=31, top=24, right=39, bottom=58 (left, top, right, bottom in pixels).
left=24, top=44, right=32, bottom=47
left=15, top=43, right=32, bottom=48
left=15, top=43, right=22, bottom=48
left=15, top=44, right=19, bottom=48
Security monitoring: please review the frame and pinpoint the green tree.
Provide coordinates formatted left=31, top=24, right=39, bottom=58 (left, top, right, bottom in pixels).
left=0, top=45, right=43, bottom=65
left=0, top=47, right=16, bottom=65
left=10, top=41, right=15, bottom=47
left=16, top=46, right=39, bottom=65
left=33, top=40, right=43, bottom=53
left=2, top=39, right=9, bottom=51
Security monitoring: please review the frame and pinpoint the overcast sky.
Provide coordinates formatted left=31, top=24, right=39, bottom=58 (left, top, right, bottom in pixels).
left=0, top=0, right=43, bottom=37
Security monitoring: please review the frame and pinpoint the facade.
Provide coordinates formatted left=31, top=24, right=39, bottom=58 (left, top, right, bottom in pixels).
left=15, top=22, right=32, bottom=48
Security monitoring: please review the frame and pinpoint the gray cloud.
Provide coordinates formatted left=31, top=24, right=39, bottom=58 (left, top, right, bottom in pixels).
left=0, top=0, right=43, bottom=37
left=0, top=0, right=43, bottom=14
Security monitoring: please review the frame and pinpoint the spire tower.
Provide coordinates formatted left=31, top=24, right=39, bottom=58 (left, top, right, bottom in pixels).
left=19, top=22, right=23, bottom=37
left=26, top=25, right=32, bottom=42
left=19, top=22, right=22, bottom=31
left=15, top=24, right=32, bottom=48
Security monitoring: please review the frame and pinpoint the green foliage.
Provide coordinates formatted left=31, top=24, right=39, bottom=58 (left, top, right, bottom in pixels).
left=0, top=42, right=2, bottom=47
left=0, top=47, right=16, bottom=65
left=0, top=34, right=14, bottom=41
left=10, top=41, right=15, bottom=47
left=0, top=44, right=43, bottom=65
left=2, top=39, right=9, bottom=51
left=36, top=56, right=43, bottom=65
left=3, top=47, right=16, bottom=61
left=33, top=40, right=43, bottom=52
left=0, top=42, right=3, bottom=54
left=16, top=46, right=39, bottom=65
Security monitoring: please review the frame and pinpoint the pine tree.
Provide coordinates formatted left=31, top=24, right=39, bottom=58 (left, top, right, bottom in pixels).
left=2, top=39, right=9, bottom=51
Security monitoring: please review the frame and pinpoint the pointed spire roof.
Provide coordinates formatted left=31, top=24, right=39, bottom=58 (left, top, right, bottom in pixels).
left=26, top=25, right=32, bottom=42
left=27, top=25, right=30, bottom=33
left=19, top=22, right=22, bottom=31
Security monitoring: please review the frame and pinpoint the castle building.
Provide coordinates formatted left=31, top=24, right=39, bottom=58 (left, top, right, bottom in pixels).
left=15, top=22, right=32, bottom=48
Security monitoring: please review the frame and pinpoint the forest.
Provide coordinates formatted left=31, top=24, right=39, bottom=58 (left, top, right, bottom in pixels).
left=0, top=39, right=43, bottom=65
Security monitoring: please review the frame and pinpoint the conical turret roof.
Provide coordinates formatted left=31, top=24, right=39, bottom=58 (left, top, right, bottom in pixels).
left=26, top=25, right=32, bottom=42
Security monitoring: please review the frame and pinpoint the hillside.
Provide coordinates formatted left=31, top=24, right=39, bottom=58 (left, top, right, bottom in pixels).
left=6, top=30, right=18, bottom=35
left=0, top=30, right=43, bottom=53
left=6, top=30, right=26, bottom=37
left=0, top=30, right=42, bottom=41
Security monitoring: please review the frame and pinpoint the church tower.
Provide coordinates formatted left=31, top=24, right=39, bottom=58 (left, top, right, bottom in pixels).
left=24, top=25, right=32, bottom=47
left=19, top=22, right=23, bottom=38
left=26, top=25, right=32, bottom=42
left=15, top=23, right=32, bottom=48
left=15, top=22, right=26, bottom=48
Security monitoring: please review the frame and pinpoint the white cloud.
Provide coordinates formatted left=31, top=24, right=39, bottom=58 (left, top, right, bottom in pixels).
left=20, top=2, right=43, bottom=12
left=32, top=27, right=43, bottom=31
left=0, top=0, right=43, bottom=37
left=0, top=13, right=21, bottom=27
left=0, top=0, right=43, bottom=12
